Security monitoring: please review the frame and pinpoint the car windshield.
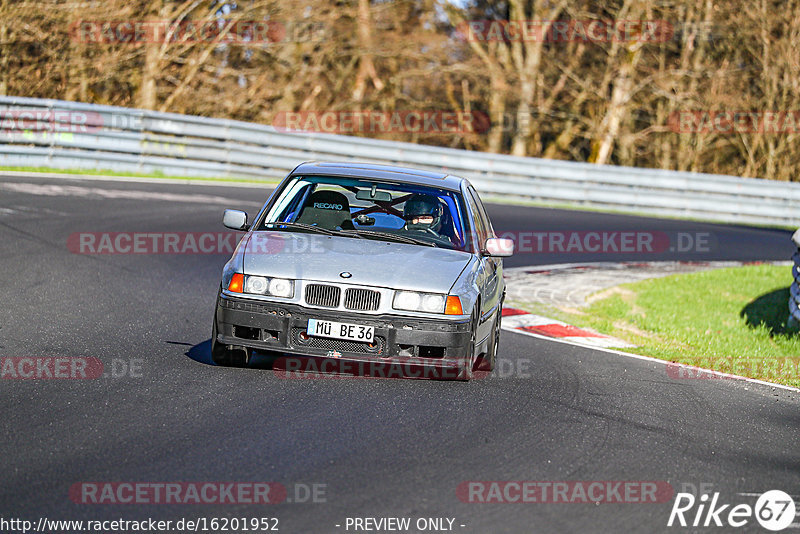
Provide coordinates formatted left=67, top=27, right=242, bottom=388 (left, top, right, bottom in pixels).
left=258, top=175, right=472, bottom=252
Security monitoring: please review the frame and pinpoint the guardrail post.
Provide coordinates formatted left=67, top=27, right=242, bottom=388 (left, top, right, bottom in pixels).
left=789, top=229, right=800, bottom=328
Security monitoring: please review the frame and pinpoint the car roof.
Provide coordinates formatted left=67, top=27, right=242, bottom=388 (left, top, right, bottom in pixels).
left=288, top=161, right=469, bottom=192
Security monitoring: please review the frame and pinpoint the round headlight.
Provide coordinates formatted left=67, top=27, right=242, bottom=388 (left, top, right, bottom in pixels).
left=244, top=276, right=268, bottom=294
left=268, top=278, right=293, bottom=298
left=395, top=291, right=421, bottom=310
left=421, top=294, right=445, bottom=313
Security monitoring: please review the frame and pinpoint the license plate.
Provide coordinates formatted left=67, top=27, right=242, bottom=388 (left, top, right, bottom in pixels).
left=307, top=319, right=374, bottom=343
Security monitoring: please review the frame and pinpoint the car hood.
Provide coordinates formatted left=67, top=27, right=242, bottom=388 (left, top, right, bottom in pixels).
left=241, top=232, right=471, bottom=293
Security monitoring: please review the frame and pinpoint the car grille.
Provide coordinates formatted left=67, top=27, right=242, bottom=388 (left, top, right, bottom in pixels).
left=291, top=328, right=385, bottom=355
left=305, top=284, right=341, bottom=308
left=344, top=288, right=380, bottom=311
left=305, top=284, right=381, bottom=311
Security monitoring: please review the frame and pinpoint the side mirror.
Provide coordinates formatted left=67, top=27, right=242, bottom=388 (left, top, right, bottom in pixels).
left=484, top=237, right=514, bottom=257
left=223, top=209, right=249, bottom=231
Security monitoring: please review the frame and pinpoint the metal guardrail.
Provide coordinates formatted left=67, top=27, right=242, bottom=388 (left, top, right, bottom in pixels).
left=790, top=230, right=800, bottom=325
left=1, top=95, right=800, bottom=226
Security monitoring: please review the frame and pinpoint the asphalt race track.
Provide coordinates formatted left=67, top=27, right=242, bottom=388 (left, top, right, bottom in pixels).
left=0, top=174, right=798, bottom=534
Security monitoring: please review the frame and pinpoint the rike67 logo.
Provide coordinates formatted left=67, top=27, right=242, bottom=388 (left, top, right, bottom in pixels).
left=668, top=487, right=796, bottom=531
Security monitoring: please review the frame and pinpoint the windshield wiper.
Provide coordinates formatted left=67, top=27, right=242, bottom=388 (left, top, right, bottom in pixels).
left=262, top=221, right=361, bottom=238
left=340, top=229, right=437, bottom=247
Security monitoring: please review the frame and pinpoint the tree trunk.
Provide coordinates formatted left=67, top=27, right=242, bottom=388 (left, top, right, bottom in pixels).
left=352, top=0, right=384, bottom=102
left=487, top=67, right=507, bottom=153
left=591, top=52, right=637, bottom=165
left=138, top=0, right=166, bottom=110
left=0, top=0, right=7, bottom=96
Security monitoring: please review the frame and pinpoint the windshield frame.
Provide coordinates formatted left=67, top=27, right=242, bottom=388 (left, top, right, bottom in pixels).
left=253, top=174, right=475, bottom=253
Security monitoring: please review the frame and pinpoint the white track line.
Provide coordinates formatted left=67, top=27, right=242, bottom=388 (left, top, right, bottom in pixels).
left=0, top=170, right=279, bottom=189
left=502, top=325, right=800, bottom=394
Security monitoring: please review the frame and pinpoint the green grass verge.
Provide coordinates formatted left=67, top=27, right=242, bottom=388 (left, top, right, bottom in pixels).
left=0, top=166, right=281, bottom=185
left=526, top=264, right=800, bottom=388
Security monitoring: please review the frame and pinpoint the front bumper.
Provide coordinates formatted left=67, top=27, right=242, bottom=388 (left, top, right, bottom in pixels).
left=215, top=293, right=473, bottom=368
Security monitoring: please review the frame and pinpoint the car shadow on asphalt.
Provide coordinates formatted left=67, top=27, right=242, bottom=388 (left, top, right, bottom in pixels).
left=185, top=339, right=214, bottom=365
left=181, top=340, right=484, bottom=380
left=184, top=339, right=281, bottom=369
left=740, top=287, right=799, bottom=336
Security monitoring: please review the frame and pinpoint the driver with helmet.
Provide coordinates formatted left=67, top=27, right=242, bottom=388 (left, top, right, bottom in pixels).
left=403, top=194, right=450, bottom=242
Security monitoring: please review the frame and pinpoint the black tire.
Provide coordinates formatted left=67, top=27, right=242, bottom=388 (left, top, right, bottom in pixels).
left=457, top=311, right=478, bottom=381
left=211, top=318, right=249, bottom=367
left=477, top=311, right=501, bottom=372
